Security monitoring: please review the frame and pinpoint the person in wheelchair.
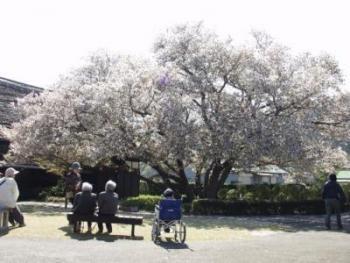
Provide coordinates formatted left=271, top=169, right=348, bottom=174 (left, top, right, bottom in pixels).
left=163, top=188, right=175, bottom=200
left=158, top=188, right=175, bottom=232
left=152, top=188, right=186, bottom=243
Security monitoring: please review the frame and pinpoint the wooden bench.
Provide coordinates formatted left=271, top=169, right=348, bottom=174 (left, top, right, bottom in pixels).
left=67, top=213, right=143, bottom=237
left=0, top=208, right=10, bottom=232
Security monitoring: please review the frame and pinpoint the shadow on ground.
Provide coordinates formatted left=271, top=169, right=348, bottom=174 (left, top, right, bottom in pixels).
left=154, top=238, right=193, bottom=251
left=58, top=226, right=144, bottom=242
left=180, top=213, right=350, bottom=234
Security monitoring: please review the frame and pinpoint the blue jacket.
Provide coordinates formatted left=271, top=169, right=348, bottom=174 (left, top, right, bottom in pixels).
left=322, top=181, right=346, bottom=201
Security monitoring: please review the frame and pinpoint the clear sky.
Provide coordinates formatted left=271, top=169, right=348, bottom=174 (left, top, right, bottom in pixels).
left=0, top=0, right=349, bottom=89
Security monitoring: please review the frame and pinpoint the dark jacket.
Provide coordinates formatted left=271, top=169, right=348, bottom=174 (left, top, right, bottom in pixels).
left=322, top=181, right=346, bottom=201
left=64, top=172, right=82, bottom=192
left=98, top=191, right=118, bottom=215
left=73, top=192, right=97, bottom=215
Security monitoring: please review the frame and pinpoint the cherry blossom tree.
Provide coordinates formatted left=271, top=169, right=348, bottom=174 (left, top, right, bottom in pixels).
left=153, top=24, right=349, bottom=197
left=2, top=24, right=349, bottom=199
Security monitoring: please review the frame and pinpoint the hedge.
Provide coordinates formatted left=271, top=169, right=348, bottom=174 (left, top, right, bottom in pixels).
left=121, top=195, right=161, bottom=211
left=192, top=199, right=337, bottom=216
left=120, top=196, right=348, bottom=215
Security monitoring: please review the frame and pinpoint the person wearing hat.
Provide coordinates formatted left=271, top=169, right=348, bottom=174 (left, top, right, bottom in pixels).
left=0, top=167, right=25, bottom=227
left=64, top=162, right=82, bottom=206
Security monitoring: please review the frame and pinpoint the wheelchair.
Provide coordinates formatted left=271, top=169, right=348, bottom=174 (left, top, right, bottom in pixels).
left=151, top=199, right=186, bottom=243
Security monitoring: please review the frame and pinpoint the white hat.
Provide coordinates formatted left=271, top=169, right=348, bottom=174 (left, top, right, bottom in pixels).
left=5, top=167, right=19, bottom=177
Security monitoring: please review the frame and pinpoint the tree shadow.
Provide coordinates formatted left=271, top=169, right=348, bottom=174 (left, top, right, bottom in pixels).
left=182, top=213, right=350, bottom=234
left=58, top=225, right=144, bottom=242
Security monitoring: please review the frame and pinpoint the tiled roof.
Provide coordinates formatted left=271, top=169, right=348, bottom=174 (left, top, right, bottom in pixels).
left=0, top=77, right=43, bottom=128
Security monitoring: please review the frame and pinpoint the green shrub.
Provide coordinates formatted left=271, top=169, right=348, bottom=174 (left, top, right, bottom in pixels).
left=279, top=184, right=309, bottom=201
left=38, top=178, right=65, bottom=201
left=242, top=192, right=255, bottom=202
left=306, top=185, right=322, bottom=200
left=226, top=189, right=240, bottom=201
left=217, top=188, right=229, bottom=200
left=341, top=184, right=350, bottom=201
left=121, top=195, right=161, bottom=211
left=252, top=184, right=273, bottom=201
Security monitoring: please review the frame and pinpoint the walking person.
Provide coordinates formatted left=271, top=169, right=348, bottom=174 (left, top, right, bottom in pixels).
left=0, top=167, right=25, bottom=227
left=322, top=173, right=346, bottom=230
left=97, top=180, right=118, bottom=234
left=64, top=162, right=82, bottom=207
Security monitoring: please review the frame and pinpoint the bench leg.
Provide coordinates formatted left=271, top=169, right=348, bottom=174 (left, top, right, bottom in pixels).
left=131, top=225, right=135, bottom=238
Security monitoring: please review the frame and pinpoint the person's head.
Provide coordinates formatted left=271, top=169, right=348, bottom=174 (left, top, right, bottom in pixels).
left=329, top=173, right=337, bottom=182
left=163, top=188, right=174, bottom=198
left=105, top=180, right=117, bottom=192
left=70, top=162, right=81, bottom=173
left=5, top=167, right=19, bottom=178
left=81, top=182, right=93, bottom=192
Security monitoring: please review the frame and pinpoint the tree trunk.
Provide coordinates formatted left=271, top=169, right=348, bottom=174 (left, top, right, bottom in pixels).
left=203, top=160, right=232, bottom=199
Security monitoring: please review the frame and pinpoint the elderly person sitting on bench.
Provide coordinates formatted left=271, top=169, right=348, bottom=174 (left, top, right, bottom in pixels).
left=97, top=180, right=118, bottom=234
left=73, top=182, right=97, bottom=233
left=0, top=168, right=25, bottom=227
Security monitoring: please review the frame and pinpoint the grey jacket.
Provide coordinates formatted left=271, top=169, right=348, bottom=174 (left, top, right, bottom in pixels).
left=98, top=191, right=118, bottom=215
left=73, top=192, right=97, bottom=215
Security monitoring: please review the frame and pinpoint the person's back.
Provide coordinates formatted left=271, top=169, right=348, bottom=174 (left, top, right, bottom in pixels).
left=97, top=180, right=118, bottom=233
left=322, top=173, right=345, bottom=230
left=73, top=191, right=97, bottom=215
left=0, top=176, right=19, bottom=208
left=98, top=191, right=118, bottom=215
left=322, top=180, right=345, bottom=200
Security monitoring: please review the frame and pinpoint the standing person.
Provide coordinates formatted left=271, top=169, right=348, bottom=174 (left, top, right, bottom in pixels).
left=64, top=162, right=82, bottom=206
left=97, top=180, right=118, bottom=234
left=322, top=173, right=346, bottom=230
left=72, top=182, right=97, bottom=233
left=0, top=167, right=25, bottom=227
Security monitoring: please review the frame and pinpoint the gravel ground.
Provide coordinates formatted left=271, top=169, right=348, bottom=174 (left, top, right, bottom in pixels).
left=1, top=231, right=350, bottom=263
left=1, top=202, right=349, bottom=262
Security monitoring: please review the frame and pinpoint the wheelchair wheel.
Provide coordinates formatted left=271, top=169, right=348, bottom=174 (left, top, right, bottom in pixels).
left=175, top=221, right=186, bottom=243
left=151, top=221, right=159, bottom=242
